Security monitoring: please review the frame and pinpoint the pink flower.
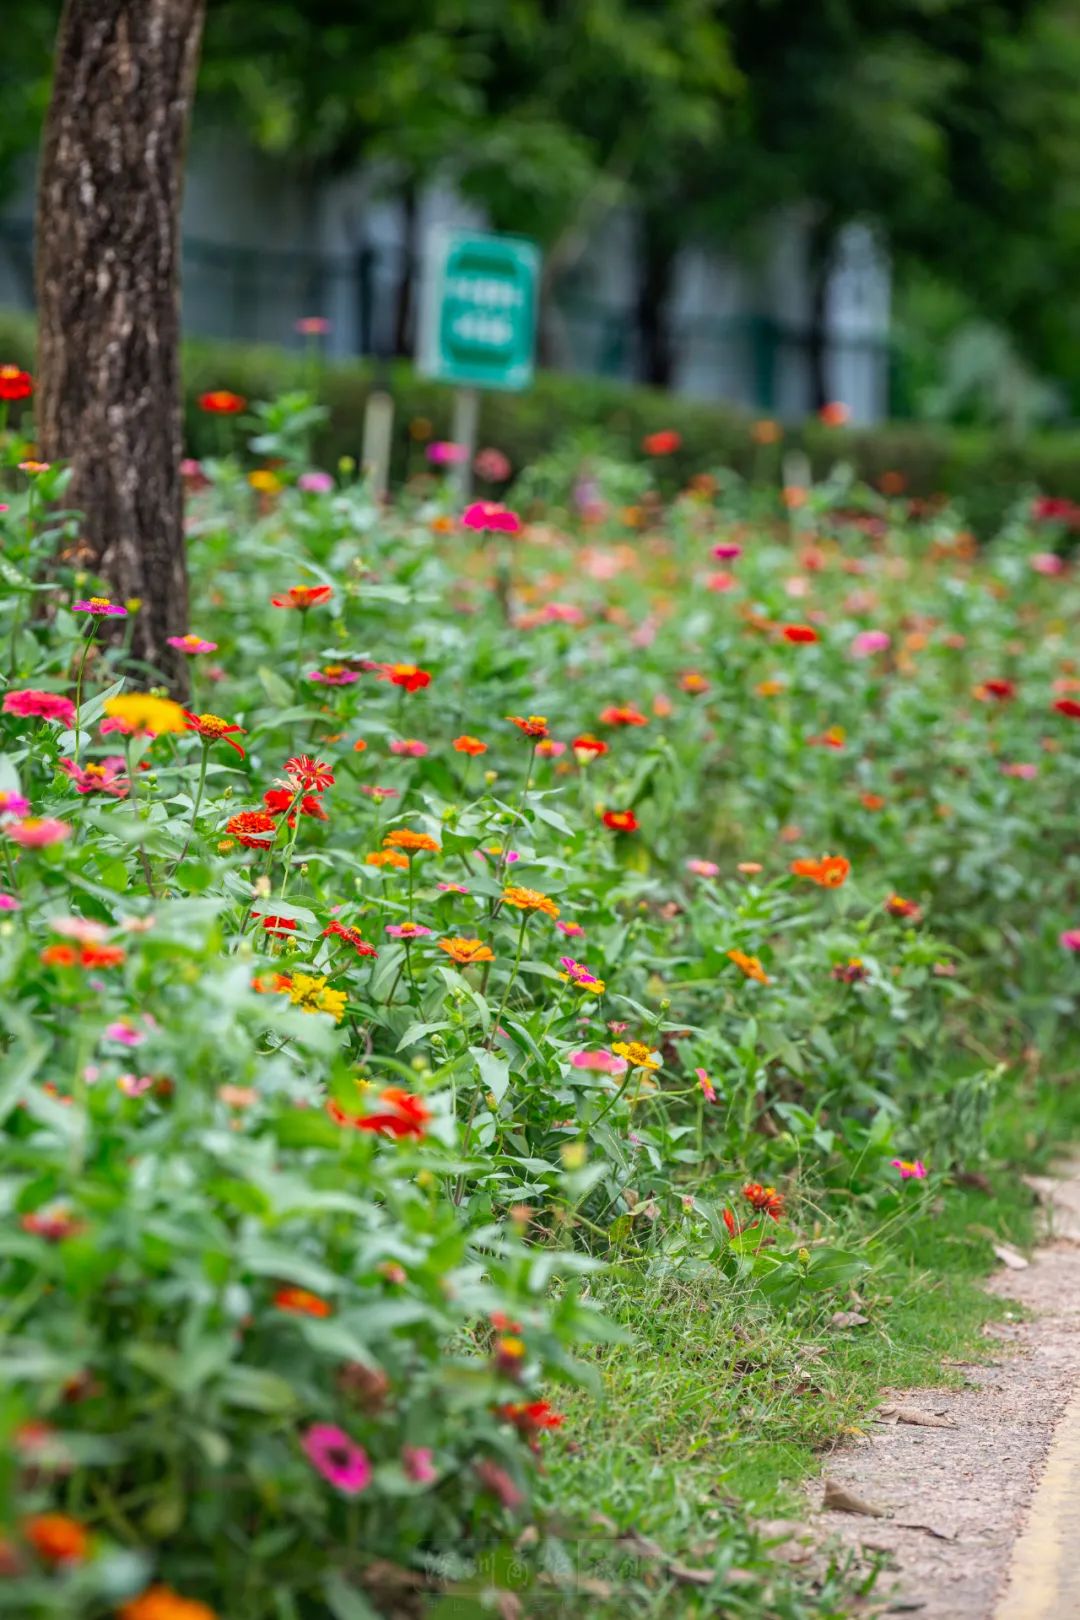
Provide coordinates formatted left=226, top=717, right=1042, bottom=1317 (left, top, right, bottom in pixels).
left=706, top=572, right=736, bottom=593
left=59, top=756, right=129, bottom=798
left=385, top=922, right=432, bottom=939
left=0, top=791, right=31, bottom=817
left=298, top=471, right=334, bottom=493
left=851, top=630, right=890, bottom=657
left=73, top=598, right=127, bottom=617
left=891, top=1158, right=928, bottom=1180
left=686, top=859, right=720, bottom=878
left=438, top=882, right=469, bottom=894
left=0, top=893, right=21, bottom=911
left=696, top=1067, right=717, bottom=1103
left=427, top=441, right=468, bottom=466
left=3, top=690, right=76, bottom=726
left=711, top=542, right=742, bottom=561
left=296, top=316, right=330, bottom=336
left=117, top=1074, right=154, bottom=1097
left=51, top=917, right=108, bottom=943
left=556, top=920, right=585, bottom=938
left=570, top=1050, right=627, bottom=1075
left=1001, top=762, right=1038, bottom=779
left=104, top=1021, right=146, bottom=1047
left=474, top=447, right=512, bottom=482
left=302, top=1424, right=371, bottom=1495
left=389, top=739, right=428, bottom=757
left=6, top=817, right=70, bottom=847
left=309, top=666, right=360, bottom=686
left=462, top=501, right=522, bottom=535
left=360, top=784, right=398, bottom=801
left=474, top=1458, right=523, bottom=1509
left=1060, top=930, right=1080, bottom=952
left=559, top=957, right=604, bottom=993
left=1032, top=552, right=1065, bottom=576
left=402, top=1445, right=438, bottom=1485
left=166, top=634, right=218, bottom=655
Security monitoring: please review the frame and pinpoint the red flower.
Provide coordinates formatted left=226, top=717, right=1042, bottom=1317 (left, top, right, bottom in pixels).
left=742, top=1181, right=784, bottom=1219
left=383, top=663, right=431, bottom=692
left=226, top=810, right=278, bottom=848
left=781, top=624, right=819, bottom=644
left=80, top=944, right=125, bottom=968
left=271, top=585, right=333, bottom=610
left=453, top=735, right=487, bottom=756
left=198, top=389, right=246, bottom=414
left=285, top=754, right=335, bottom=791
left=274, top=1286, right=332, bottom=1318
left=790, top=854, right=850, bottom=888
left=818, top=401, right=849, bottom=427
left=183, top=711, right=246, bottom=756
left=253, top=913, right=297, bottom=937
left=642, top=430, right=681, bottom=456
left=572, top=734, right=608, bottom=761
left=599, top=705, right=648, bottom=727
left=496, top=1400, right=566, bottom=1437
left=1054, top=699, right=1080, bottom=719
left=507, top=715, right=549, bottom=739
left=974, top=678, right=1016, bottom=703
left=602, top=809, right=639, bottom=833
left=0, top=365, right=33, bottom=402
left=323, top=920, right=378, bottom=957
left=328, top=1087, right=431, bottom=1139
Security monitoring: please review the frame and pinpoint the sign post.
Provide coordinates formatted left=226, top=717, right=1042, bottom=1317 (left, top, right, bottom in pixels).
left=417, top=228, right=540, bottom=500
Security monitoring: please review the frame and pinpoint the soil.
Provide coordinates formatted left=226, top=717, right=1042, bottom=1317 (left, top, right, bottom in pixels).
left=808, top=1168, right=1080, bottom=1618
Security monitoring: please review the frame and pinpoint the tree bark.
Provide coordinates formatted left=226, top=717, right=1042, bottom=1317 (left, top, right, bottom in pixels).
left=805, top=216, right=834, bottom=412
left=392, top=181, right=417, bottom=358
left=35, top=0, right=206, bottom=693
left=636, top=214, right=677, bottom=389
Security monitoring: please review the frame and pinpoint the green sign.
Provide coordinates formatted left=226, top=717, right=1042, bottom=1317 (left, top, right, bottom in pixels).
left=418, top=228, right=540, bottom=392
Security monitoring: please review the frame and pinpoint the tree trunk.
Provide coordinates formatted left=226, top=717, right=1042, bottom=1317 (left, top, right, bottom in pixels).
left=805, top=217, right=833, bottom=412
left=35, top=0, right=206, bottom=694
left=636, top=218, right=676, bottom=389
left=392, top=182, right=417, bottom=358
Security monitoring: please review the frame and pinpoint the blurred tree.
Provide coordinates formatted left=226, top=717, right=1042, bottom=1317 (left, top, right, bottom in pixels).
left=36, top=0, right=205, bottom=690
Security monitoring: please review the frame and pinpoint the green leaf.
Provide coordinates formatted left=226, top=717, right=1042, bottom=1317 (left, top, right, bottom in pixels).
left=471, top=1045, right=510, bottom=1102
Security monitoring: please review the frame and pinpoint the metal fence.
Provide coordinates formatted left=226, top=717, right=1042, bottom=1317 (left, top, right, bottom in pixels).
left=0, top=217, right=892, bottom=417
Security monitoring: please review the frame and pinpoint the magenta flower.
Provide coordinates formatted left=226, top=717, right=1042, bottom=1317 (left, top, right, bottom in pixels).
left=302, top=1424, right=371, bottom=1495
left=696, top=1067, right=717, bottom=1102
left=59, top=756, right=130, bottom=798
left=1032, top=552, right=1065, bottom=576
left=386, top=922, right=432, bottom=940
left=686, top=858, right=720, bottom=878
left=166, top=634, right=218, bottom=655
left=3, top=690, right=76, bottom=727
left=389, top=739, right=428, bottom=757
left=570, top=1049, right=628, bottom=1075
left=117, top=1074, right=154, bottom=1097
left=556, top=920, right=585, bottom=938
left=6, top=817, right=70, bottom=847
left=427, top=441, right=468, bottom=466
left=437, top=882, right=469, bottom=894
left=104, top=1021, right=146, bottom=1047
left=891, top=1158, right=928, bottom=1180
left=0, top=791, right=31, bottom=817
left=711, top=541, right=742, bottom=561
left=298, top=471, right=334, bottom=494
left=309, top=666, right=360, bottom=686
left=851, top=630, right=891, bottom=657
left=402, top=1445, right=438, bottom=1485
left=1060, top=930, right=1080, bottom=952
left=0, top=893, right=21, bottom=911
left=462, top=501, right=522, bottom=535
left=73, top=597, right=127, bottom=617
left=1001, top=762, right=1038, bottom=779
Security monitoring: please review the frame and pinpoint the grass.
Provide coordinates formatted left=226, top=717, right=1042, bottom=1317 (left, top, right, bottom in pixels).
left=531, top=1140, right=1063, bottom=1617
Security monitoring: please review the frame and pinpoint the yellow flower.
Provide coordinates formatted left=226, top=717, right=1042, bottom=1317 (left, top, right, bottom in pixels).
left=611, top=1040, right=660, bottom=1071
left=502, top=885, right=559, bottom=919
left=103, top=693, right=187, bottom=735
left=288, top=974, right=347, bottom=1023
left=248, top=468, right=282, bottom=495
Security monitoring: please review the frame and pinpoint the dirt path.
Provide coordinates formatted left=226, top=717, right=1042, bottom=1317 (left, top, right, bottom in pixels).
left=811, top=1169, right=1080, bottom=1619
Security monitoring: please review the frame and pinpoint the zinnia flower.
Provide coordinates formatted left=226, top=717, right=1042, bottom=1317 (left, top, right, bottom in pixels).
left=790, top=855, right=850, bottom=888
left=559, top=957, right=605, bottom=994
left=389, top=738, right=428, bottom=757
left=503, top=886, right=559, bottom=919
left=832, top=958, right=868, bottom=983
left=7, top=816, right=70, bottom=847
left=462, top=501, right=522, bottom=534
left=851, top=630, right=890, bottom=657
left=885, top=894, right=922, bottom=921
left=496, top=1399, right=565, bottom=1437
left=74, top=596, right=126, bottom=617
left=323, top=920, right=378, bottom=957
left=641, top=430, right=680, bottom=455
left=302, top=1424, right=371, bottom=1495
left=226, top=810, right=277, bottom=848
left=438, top=936, right=494, bottom=965
left=781, top=625, right=819, bottom=644
left=298, top=470, right=334, bottom=493
left=59, top=757, right=129, bottom=797
left=974, top=678, right=1016, bottom=703
left=1053, top=699, right=1080, bottom=719
left=602, top=809, right=638, bottom=833
left=285, top=754, right=335, bottom=792
left=0, top=791, right=30, bottom=816
left=727, top=948, right=769, bottom=984
left=402, top=1445, right=438, bottom=1485
left=3, top=689, right=76, bottom=726
left=570, top=1049, right=627, bottom=1075
left=167, top=633, right=217, bottom=655
left=696, top=1067, right=717, bottom=1102
left=599, top=705, right=648, bottom=727
left=1059, top=930, right=1080, bottom=952
left=119, top=1585, right=218, bottom=1620
left=611, top=1040, right=660, bottom=1071
left=384, top=828, right=440, bottom=854
left=23, top=1513, right=89, bottom=1565
left=572, top=734, right=608, bottom=762
left=385, top=922, right=432, bottom=939
left=330, top=1086, right=432, bottom=1139
left=274, top=1286, right=332, bottom=1318
left=103, top=693, right=186, bottom=736
left=818, top=401, right=849, bottom=426
left=686, top=859, right=719, bottom=878
left=383, top=663, right=431, bottom=692
left=556, top=919, right=585, bottom=938
left=199, top=389, right=246, bottom=414
left=287, top=974, right=347, bottom=1022
left=743, top=1182, right=784, bottom=1218
left=454, top=735, right=487, bottom=755
left=183, top=712, right=246, bottom=756
left=891, top=1158, right=928, bottom=1180
left=270, top=585, right=333, bottom=610
left=0, top=364, right=32, bottom=402
left=507, top=715, right=549, bottom=739
left=309, top=664, right=359, bottom=685
left=366, top=849, right=409, bottom=869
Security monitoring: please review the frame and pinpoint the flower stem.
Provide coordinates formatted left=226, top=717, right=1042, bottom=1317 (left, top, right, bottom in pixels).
left=72, top=624, right=98, bottom=764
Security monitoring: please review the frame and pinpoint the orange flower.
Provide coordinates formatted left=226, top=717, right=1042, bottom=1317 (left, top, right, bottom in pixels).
left=860, top=792, right=885, bottom=812
left=818, top=401, right=849, bottom=427
left=781, top=624, right=818, bottom=644
left=751, top=418, right=781, bottom=445
left=453, top=735, right=487, bottom=756
left=602, top=809, right=638, bottom=833
left=198, top=390, right=245, bottom=415
left=885, top=894, right=922, bottom=922
left=726, top=948, right=770, bottom=985
left=599, top=704, right=648, bottom=727
left=790, top=855, right=850, bottom=888
left=226, top=810, right=278, bottom=849
left=119, top=1586, right=218, bottom=1620
left=438, top=937, right=494, bottom=965
left=678, top=672, right=709, bottom=695
left=502, top=886, right=559, bottom=919
left=366, top=849, right=409, bottom=870
left=755, top=679, right=784, bottom=698
left=24, top=1513, right=89, bottom=1564
left=383, top=828, right=441, bottom=854
left=507, top=715, right=549, bottom=739
left=270, top=585, right=333, bottom=610
left=742, top=1182, right=784, bottom=1219
left=274, top=1286, right=332, bottom=1318
left=782, top=486, right=807, bottom=509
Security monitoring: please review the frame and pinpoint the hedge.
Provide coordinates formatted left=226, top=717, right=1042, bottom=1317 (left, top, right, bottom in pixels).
left=3, top=306, right=1079, bottom=528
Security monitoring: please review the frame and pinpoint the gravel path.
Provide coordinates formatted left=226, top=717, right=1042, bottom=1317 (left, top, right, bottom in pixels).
left=810, top=1170, right=1080, bottom=1618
